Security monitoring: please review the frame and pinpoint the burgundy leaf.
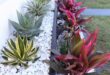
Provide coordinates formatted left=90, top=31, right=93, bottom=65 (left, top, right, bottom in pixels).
left=75, top=7, right=87, bottom=17
left=75, top=2, right=83, bottom=7
left=64, top=54, right=78, bottom=60
left=68, top=0, right=75, bottom=6
left=89, top=53, right=110, bottom=70
left=55, top=55, right=66, bottom=61
left=78, top=17, right=92, bottom=25
left=65, top=64, right=76, bottom=70
left=64, top=10, right=77, bottom=26
left=80, top=45, right=89, bottom=66
left=83, top=29, right=98, bottom=56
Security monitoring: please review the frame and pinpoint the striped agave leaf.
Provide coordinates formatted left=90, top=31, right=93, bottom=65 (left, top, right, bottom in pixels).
left=1, top=35, right=39, bottom=68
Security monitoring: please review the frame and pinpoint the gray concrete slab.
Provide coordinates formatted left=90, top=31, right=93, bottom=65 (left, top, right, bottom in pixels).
left=82, top=9, right=110, bottom=16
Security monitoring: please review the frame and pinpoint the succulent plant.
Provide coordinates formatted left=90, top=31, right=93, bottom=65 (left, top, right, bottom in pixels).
left=26, top=0, right=50, bottom=16
left=1, top=35, right=39, bottom=67
left=9, top=12, right=43, bottom=38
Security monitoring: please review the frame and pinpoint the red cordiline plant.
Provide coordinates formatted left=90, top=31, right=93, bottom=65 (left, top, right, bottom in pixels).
left=51, top=30, right=110, bottom=75
left=63, top=9, right=92, bottom=27
left=56, top=0, right=83, bottom=13
left=64, top=8, right=92, bottom=26
left=56, top=0, right=92, bottom=33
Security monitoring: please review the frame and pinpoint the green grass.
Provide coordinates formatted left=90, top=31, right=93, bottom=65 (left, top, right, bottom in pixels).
left=85, top=17, right=110, bottom=53
left=77, top=0, right=110, bottom=8
left=85, top=16, right=110, bottom=75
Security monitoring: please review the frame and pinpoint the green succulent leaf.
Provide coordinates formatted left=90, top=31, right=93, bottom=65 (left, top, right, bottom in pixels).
left=9, top=20, right=24, bottom=31
left=2, top=56, right=8, bottom=60
left=32, top=57, right=40, bottom=63
left=27, top=0, right=50, bottom=16
left=9, top=11, right=42, bottom=38
left=17, top=11, right=25, bottom=27
left=1, top=35, right=39, bottom=68
left=1, top=60, right=16, bottom=65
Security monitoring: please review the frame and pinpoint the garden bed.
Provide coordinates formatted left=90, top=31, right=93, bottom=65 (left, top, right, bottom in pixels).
left=50, top=4, right=96, bottom=75
left=50, top=0, right=110, bottom=75
left=0, top=0, right=110, bottom=75
left=0, top=0, right=55, bottom=75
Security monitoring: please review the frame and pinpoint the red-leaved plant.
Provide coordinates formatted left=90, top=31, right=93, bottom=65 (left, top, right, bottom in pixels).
left=56, top=0, right=92, bottom=32
left=56, top=0, right=83, bottom=13
left=51, top=1, right=110, bottom=75
left=64, top=9, right=92, bottom=26
left=50, top=30, right=110, bottom=75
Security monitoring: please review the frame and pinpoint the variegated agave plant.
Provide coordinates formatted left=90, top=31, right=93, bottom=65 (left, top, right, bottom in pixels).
left=26, top=0, right=50, bottom=16
left=1, top=35, right=39, bottom=68
left=9, top=12, right=43, bottom=38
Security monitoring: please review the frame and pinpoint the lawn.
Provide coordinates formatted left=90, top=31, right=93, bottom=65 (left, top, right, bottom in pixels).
left=85, top=17, right=110, bottom=75
left=77, top=0, right=110, bottom=8
left=85, top=17, right=110, bottom=53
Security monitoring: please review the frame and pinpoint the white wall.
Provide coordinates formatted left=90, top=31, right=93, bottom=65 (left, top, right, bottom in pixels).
left=0, top=0, right=26, bottom=49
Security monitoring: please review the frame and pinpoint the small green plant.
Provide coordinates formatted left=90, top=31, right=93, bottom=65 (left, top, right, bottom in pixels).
left=26, top=0, right=50, bottom=16
left=59, top=42, right=68, bottom=54
left=1, top=35, right=39, bottom=68
left=9, top=12, right=43, bottom=38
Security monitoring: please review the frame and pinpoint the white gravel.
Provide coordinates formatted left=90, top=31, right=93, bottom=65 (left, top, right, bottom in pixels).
left=0, top=0, right=55, bottom=75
